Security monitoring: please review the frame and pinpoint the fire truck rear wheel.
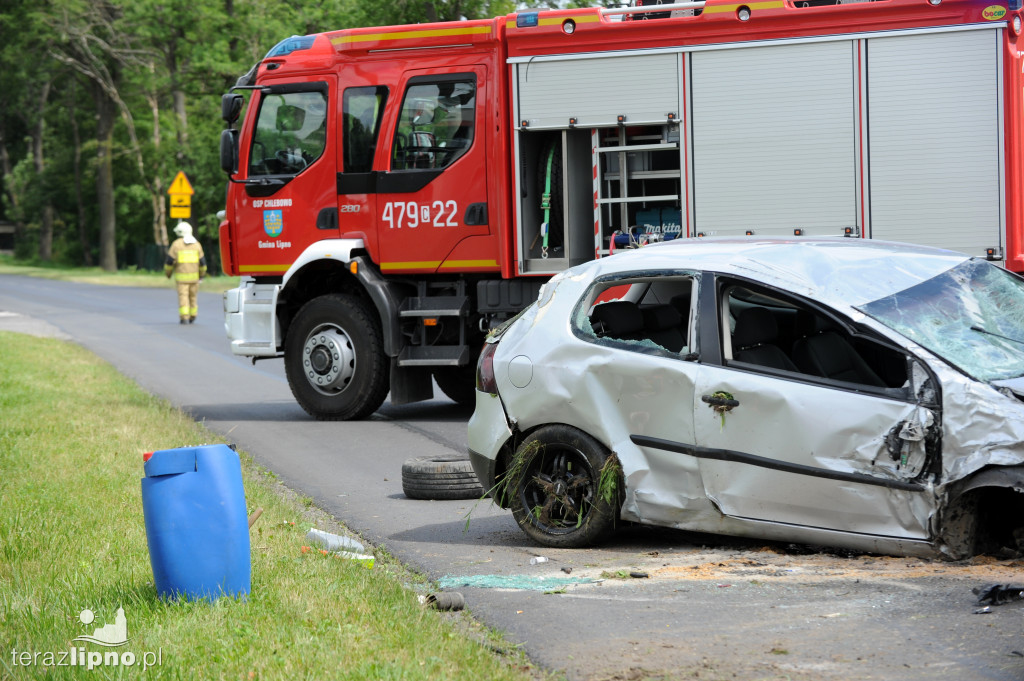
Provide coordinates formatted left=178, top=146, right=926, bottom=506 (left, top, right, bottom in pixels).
left=285, top=294, right=389, bottom=421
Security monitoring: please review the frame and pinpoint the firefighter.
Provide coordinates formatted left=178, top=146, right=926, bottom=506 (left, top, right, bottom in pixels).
left=164, top=221, right=207, bottom=324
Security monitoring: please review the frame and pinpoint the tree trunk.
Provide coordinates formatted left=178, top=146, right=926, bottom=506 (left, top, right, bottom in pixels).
left=32, top=82, right=54, bottom=262
left=94, top=84, right=117, bottom=272
left=152, top=176, right=167, bottom=249
left=146, top=72, right=168, bottom=249
left=225, top=0, right=238, bottom=58
left=69, top=85, right=93, bottom=266
left=173, top=88, right=188, bottom=158
left=0, top=123, right=24, bottom=246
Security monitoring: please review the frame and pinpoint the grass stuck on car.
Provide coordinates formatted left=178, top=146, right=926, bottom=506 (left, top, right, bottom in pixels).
left=467, top=237, right=1024, bottom=559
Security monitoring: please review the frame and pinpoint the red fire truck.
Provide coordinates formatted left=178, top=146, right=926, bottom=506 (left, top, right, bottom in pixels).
left=219, top=0, right=1024, bottom=419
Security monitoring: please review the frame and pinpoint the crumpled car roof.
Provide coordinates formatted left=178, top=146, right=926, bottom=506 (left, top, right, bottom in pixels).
left=572, top=237, right=969, bottom=308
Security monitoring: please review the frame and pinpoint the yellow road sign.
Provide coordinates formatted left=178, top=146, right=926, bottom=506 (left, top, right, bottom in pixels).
left=167, top=171, right=194, bottom=196
left=168, top=171, right=193, bottom=218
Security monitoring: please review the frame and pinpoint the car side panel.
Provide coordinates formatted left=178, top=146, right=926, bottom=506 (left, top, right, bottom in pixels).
left=691, top=364, right=934, bottom=538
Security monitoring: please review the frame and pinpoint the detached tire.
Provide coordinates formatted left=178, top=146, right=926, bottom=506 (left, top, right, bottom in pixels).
left=510, top=425, right=621, bottom=548
left=402, top=455, right=484, bottom=500
left=284, top=294, right=389, bottom=421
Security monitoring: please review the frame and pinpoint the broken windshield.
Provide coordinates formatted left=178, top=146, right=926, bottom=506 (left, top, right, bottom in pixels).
left=859, top=259, right=1024, bottom=382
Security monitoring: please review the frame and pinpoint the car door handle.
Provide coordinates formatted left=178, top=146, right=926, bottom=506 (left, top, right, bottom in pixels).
left=701, top=394, right=740, bottom=408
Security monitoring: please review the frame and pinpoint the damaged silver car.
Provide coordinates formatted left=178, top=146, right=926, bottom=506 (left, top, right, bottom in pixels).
left=468, top=238, right=1024, bottom=558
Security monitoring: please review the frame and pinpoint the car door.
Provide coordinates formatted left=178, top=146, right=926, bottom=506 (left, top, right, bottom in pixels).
left=336, top=78, right=390, bottom=260
left=376, top=66, right=490, bottom=273
left=687, top=275, right=935, bottom=539
left=573, top=274, right=713, bottom=523
left=234, top=78, right=337, bottom=275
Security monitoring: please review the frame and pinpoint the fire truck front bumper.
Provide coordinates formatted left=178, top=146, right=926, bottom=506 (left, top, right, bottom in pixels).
left=223, top=280, right=282, bottom=357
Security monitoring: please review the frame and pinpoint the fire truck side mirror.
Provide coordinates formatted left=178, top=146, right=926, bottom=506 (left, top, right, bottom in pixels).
left=222, top=93, right=244, bottom=126
left=220, top=129, right=240, bottom=174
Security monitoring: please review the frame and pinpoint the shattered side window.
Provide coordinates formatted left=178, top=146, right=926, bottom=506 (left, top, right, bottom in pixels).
left=859, top=259, right=1024, bottom=382
left=573, top=274, right=695, bottom=356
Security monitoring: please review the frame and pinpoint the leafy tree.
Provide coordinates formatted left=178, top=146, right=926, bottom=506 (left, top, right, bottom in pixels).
left=0, top=0, right=63, bottom=261
left=49, top=0, right=147, bottom=270
left=354, top=0, right=515, bottom=27
left=2, top=0, right=563, bottom=271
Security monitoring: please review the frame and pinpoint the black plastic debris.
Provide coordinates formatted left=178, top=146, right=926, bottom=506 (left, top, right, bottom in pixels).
left=973, top=584, right=1024, bottom=606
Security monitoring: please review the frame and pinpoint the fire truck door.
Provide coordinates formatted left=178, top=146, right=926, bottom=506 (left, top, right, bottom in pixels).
left=237, top=80, right=336, bottom=275
left=338, top=84, right=389, bottom=255
left=377, top=68, right=488, bottom=273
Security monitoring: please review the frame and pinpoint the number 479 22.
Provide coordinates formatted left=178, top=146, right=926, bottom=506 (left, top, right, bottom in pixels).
left=382, top=200, right=458, bottom=228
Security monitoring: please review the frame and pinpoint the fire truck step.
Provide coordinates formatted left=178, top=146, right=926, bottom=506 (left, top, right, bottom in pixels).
left=398, top=296, right=469, bottom=318
left=398, top=345, right=470, bottom=367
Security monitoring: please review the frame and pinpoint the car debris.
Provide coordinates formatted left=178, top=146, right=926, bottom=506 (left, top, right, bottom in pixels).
left=468, top=238, right=1024, bottom=559
left=306, top=528, right=365, bottom=554
left=421, top=592, right=465, bottom=611
left=973, top=583, right=1024, bottom=606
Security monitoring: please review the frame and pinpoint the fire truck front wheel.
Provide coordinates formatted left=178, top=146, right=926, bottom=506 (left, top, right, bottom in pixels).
left=284, top=294, right=390, bottom=421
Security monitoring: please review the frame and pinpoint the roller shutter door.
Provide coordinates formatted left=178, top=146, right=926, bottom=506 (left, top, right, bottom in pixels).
left=866, top=29, right=1002, bottom=256
left=517, top=53, right=680, bottom=129
left=690, top=41, right=857, bottom=237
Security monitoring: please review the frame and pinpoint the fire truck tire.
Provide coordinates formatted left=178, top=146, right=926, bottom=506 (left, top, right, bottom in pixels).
left=402, top=455, right=484, bottom=500
left=284, top=294, right=390, bottom=421
left=433, top=365, right=477, bottom=406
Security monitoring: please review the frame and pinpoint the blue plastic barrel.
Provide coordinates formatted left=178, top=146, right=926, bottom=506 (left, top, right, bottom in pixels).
left=141, top=444, right=251, bottom=600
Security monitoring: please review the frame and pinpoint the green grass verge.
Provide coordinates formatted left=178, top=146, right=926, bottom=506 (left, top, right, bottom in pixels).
left=0, top=332, right=541, bottom=680
left=0, top=257, right=240, bottom=294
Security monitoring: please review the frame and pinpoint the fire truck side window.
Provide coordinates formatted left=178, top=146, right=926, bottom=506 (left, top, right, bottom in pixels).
left=343, top=87, right=388, bottom=173
left=391, top=77, right=475, bottom=171
left=248, top=90, right=327, bottom=177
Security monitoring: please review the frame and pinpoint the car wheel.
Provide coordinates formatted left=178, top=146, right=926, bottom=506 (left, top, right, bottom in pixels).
left=284, top=294, right=389, bottom=420
left=432, top=365, right=477, bottom=406
left=509, top=425, right=621, bottom=548
left=402, top=455, right=484, bottom=500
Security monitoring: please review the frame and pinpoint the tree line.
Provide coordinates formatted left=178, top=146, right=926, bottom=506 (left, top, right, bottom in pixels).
left=0, top=0, right=527, bottom=273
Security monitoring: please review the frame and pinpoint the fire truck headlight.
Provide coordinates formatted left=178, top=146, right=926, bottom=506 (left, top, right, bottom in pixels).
left=1014, top=15, right=1022, bottom=33
left=562, top=19, right=576, bottom=34
left=737, top=6, right=751, bottom=20
left=927, top=0, right=940, bottom=5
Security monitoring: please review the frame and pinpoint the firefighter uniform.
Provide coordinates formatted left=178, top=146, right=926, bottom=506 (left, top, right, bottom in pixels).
left=164, top=222, right=207, bottom=324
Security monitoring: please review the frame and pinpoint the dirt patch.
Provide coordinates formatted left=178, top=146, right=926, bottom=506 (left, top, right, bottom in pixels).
left=650, top=548, right=1024, bottom=583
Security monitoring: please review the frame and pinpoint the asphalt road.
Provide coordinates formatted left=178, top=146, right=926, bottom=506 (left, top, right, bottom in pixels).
left=3, top=273, right=1023, bottom=681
